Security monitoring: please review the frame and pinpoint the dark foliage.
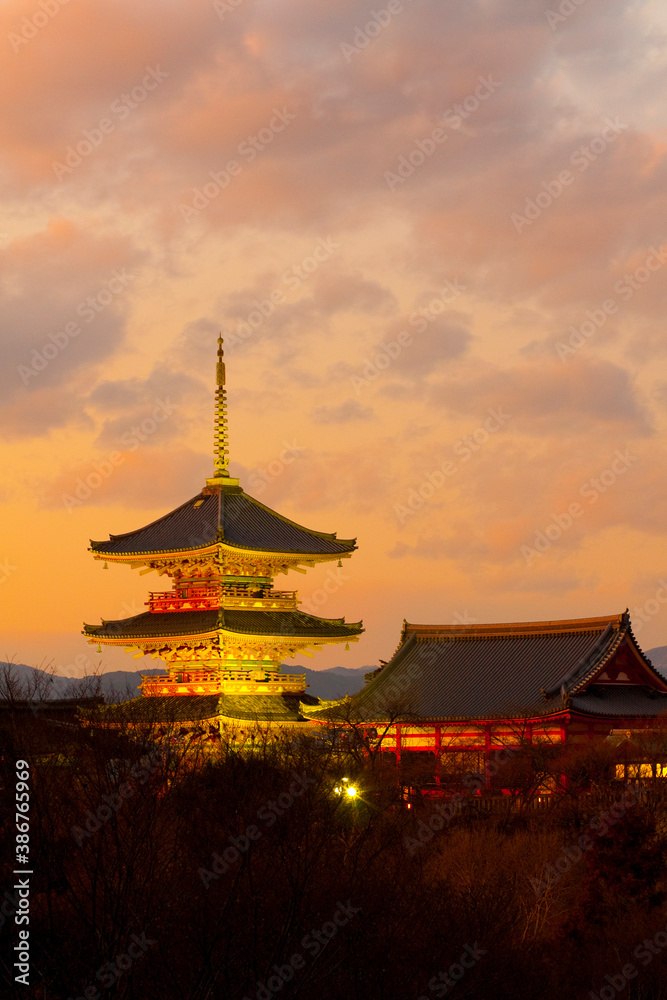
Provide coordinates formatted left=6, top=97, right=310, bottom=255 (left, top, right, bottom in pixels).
left=2, top=708, right=667, bottom=1000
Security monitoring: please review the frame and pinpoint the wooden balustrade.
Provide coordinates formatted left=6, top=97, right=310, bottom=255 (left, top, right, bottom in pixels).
left=146, top=587, right=298, bottom=612
left=140, top=669, right=307, bottom=697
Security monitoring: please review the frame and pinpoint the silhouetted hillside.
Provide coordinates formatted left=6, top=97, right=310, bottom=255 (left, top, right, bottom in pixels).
left=304, top=665, right=370, bottom=699
left=646, top=645, right=667, bottom=673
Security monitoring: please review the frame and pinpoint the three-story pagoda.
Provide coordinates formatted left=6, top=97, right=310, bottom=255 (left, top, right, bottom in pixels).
left=83, top=338, right=363, bottom=704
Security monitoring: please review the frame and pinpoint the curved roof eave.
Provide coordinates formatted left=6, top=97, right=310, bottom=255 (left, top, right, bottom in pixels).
left=83, top=608, right=363, bottom=641
left=238, top=492, right=356, bottom=550
left=90, top=488, right=356, bottom=558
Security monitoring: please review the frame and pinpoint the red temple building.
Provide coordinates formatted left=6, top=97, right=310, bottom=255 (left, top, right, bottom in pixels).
left=306, top=612, right=667, bottom=785
left=83, top=338, right=363, bottom=730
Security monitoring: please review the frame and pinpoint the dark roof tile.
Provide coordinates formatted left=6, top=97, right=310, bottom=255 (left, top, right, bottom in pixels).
left=572, top=686, right=667, bottom=717
left=88, top=693, right=322, bottom=724
left=89, top=695, right=222, bottom=722
left=351, top=613, right=667, bottom=721
left=84, top=608, right=363, bottom=640
left=90, top=489, right=355, bottom=557
left=219, top=693, right=320, bottom=723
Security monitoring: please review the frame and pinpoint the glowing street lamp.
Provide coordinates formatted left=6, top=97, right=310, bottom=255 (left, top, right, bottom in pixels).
left=333, top=776, right=358, bottom=798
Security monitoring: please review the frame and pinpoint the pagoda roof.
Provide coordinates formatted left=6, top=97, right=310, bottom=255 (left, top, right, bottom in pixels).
left=341, top=612, right=667, bottom=722
left=218, top=693, right=320, bottom=723
left=86, top=694, right=223, bottom=723
left=83, top=608, right=363, bottom=641
left=86, top=693, right=320, bottom=725
left=90, top=489, right=355, bottom=557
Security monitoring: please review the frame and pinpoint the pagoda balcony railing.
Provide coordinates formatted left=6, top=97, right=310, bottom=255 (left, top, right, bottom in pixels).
left=140, top=669, right=307, bottom=696
left=222, top=590, right=297, bottom=609
left=147, top=587, right=298, bottom=613
left=147, top=586, right=218, bottom=612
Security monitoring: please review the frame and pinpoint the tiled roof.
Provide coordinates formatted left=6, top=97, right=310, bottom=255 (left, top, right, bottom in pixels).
left=90, top=489, right=356, bottom=557
left=222, top=609, right=362, bottom=638
left=218, top=693, right=320, bottom=723
left=84, top=610, right=219, bottom=639
left=87, top=695, right=223, bottom=722
left=83, top=608, right=363, bottom=640
left=350, top=613, right=667, bottom=721
left=571, top=686, right=667, bottom=717
left=87, top=693, right=322, bottom=724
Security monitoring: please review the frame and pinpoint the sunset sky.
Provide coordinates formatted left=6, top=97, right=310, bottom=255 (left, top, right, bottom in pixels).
left=2, top=0, right=667, bottom=678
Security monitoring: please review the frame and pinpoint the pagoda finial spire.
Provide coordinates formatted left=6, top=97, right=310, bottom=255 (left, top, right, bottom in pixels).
left=207, top=334, right=239, bottom=489
left=214, top=335, right=229, bottom=477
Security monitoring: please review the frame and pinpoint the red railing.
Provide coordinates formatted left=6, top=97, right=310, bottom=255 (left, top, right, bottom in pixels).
left=140, top=669, right=307, bottom=697
left=147, top=587, right=219, bottom=612
left=222, top=589, right=297, bottom=609
left=147, top=587, right=298, bottom=612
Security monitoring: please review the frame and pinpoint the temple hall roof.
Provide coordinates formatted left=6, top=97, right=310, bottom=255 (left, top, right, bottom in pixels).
left=90, top=489, right=356, bottom=557
left=342, top=612, right=667, bottom=722
left=570, top=686, right=667, bottom=716
left=83, top=608, right=363, bottom=641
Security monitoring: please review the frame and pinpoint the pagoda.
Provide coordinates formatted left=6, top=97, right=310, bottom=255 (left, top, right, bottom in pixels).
left=83, top=338, right=363, bottom=706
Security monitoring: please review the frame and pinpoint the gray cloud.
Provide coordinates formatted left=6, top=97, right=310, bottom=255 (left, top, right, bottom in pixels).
left=90, top=363, right=207, bottom=450
left=429, top=357, right=652, bottom=434
left=311, top=272, right=396, bottom=315
left=311, top=399, right=374, bottom=424
left=0, top=225, right=145, bottom=434
left=40, top=448, right=209, bottom=513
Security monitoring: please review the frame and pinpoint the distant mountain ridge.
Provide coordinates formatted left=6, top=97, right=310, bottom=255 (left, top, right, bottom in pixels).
left=3, top=646, right=666, bottom=702
left=0, top=662, right=372, bottom=702
left=303, top=666, right=371, bottom=700
left=646, top=645, right=667, bottom=672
